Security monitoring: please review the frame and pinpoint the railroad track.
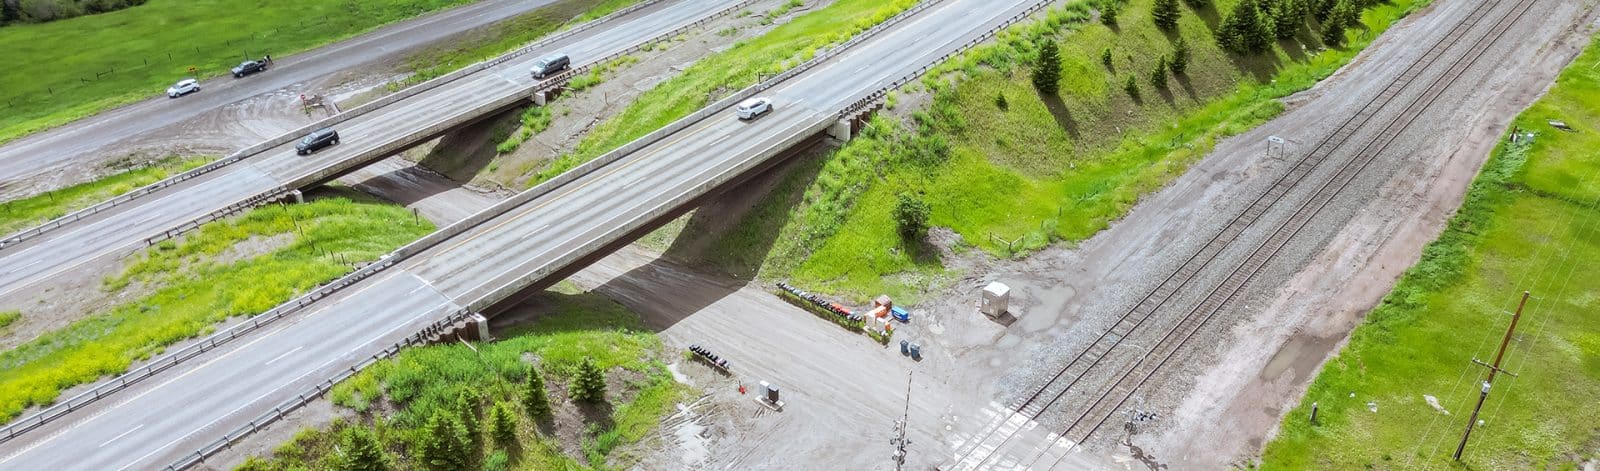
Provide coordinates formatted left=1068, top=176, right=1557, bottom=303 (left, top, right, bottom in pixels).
left=1030, top=0, right=1540, bottom=465
left=946, top=0, right=1536, bottom=468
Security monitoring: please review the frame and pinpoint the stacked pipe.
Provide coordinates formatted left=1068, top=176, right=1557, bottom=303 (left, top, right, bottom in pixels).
left=777, top=282, right=864, bottom=323
left=688, top=344, right=730, bottom=370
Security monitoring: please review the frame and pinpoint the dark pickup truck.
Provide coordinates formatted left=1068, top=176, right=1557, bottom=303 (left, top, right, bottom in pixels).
left=231, top=59, right=268, bottom=78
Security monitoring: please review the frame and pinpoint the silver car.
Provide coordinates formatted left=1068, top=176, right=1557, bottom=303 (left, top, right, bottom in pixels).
left=166, top=79, right=200, bottom=98
left=736, top=97, right=773, bottom=120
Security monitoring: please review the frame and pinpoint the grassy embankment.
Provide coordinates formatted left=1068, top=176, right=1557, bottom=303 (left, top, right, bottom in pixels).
left=393, top=0, right=644, bottom=89
left=0, top=189, right=433, bottom=422
left=0, top=0, right=483, bottom=145
left=1259, top=33, right=1600, bottom=470
left=677, top=0, right=1430, bottom=301
left=238, top=283, right=691, bottom=470
left=513, top=0, right=921, bottom=186
left=0, top=156, right=206, bottom=234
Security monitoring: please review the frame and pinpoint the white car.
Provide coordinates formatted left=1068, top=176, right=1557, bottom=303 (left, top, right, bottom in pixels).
left=166, top=79, right=200, bottom=98
left=736, top=97, right=773, bottom=120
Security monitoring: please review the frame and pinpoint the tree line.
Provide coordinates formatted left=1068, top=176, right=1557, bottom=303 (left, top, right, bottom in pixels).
left=1, top=0, right=149, bottom=25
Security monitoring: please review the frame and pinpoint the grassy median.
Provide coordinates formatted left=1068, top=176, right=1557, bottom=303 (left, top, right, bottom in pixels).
left=0, top=190, right=433, bottom=422
left=683, top=0, right=1431, bottom=300
left=1260, top=33, right=1600, bottom=470
left=239, top=283, right=690, bottom=470
left=523, top=0, right=921, bottom=185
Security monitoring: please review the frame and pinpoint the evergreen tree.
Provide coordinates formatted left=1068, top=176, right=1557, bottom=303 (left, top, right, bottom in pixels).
left=1123, top=75, right=1140, bottom=99
left=569, top=357, right=607, bottom=403
left=454, top=390, right=482, bottom=457
left=1152, top=0, right=1181, bottom=31
left=489, top=402, right=518, bottom=450
left=522, top=367, right=552, bottom=419
left=1170, top=37, right=1191, bottom=75
left=418, top=413, right=469, bottom=471
left=1032, top=38, right=1062, bottom=95
left=335, top=427, right=389, bottom=471
left=1182, top=0, right=1209, bottom=8
left=1150, top=56, right=1169, bottom=89
left=1217, top=0, right=1272, bottom=54
left=1313, top=0, right=1336, bottom=23
left=1101, top=47, right=1114, bottom=70
left=1321, top=0, right=1357, bottom=46
left=1270, top=0, right=1302, bottom=39
left=994, top=91, right=1008, bottom=111
left=1099, top=0, right=1118, bottom=26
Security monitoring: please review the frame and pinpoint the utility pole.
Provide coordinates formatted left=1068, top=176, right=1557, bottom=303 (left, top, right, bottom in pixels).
left=1453, top=291, right=1529, bottom=461
left=890, top=373, right=912, bottom=470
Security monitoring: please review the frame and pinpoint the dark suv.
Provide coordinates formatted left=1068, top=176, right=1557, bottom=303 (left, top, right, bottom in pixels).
left=295, top=128, right=339, bottom=155
left=232, top=60, right=267, bottom=78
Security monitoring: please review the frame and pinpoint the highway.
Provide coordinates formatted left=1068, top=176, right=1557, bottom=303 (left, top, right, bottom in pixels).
left=0, top=0, right=565, bottom=186
left=0, top=0, right=1042, bottom=467
left=0, top=0, right=742, bottom=300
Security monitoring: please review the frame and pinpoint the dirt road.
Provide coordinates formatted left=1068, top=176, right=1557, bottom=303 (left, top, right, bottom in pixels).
left=0, top=0, right=562, bottom=201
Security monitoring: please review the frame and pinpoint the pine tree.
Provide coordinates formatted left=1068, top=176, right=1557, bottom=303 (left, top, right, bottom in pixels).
left=1101, top=47, right=1114, bottom=70
left=1182, top=0, right=1209, bottom=8
left=1150, top=56, right=1169, bottom=89
left=1313, top=0, right=1336, bottom=23
left=569, top=357, right=607, bottom=403
left=1321, top=0, right=1357, bottom=46
left=1217, top=0, right=1272, bottom=54
left=489, top=402, right=518, bottom=450
left=1123, top=75, right=1140, bottom=99
left=1099, top=0, right=1118, bottom=26
left=522, top=367, right=552, bottom=419
left=1170, top=37, right=1191, bottom=75
left=454, top=390, right=482, bottom=457
left=994, top=91, right=1008, bottom=111
left=335, top=427, right=389, bottom=471
left=418, top=413, right=469, bottom=471
left=1270, top=0, right=1302, bottom=39
left=1032, top=38, right=1062, bottom=95
left=1152, top=0, right=1181, bottom=31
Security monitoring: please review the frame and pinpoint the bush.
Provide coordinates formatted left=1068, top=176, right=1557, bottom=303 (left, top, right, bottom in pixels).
left=1031, top=38, right=1061, bottom=95
left=1152, top=0, right=1181, bottom=30
left=334, top=427, right=390, bottom=471
left=994, top=91, right=1008, bottom=111
left=569, top=357, right=607, bottom=403
left=893, top=193, right=930, bottom=240
left=1101, top=47, right=1114, bottom=69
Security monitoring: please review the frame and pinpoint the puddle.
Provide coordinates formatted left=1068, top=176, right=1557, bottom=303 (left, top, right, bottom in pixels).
left=670, top=403, right=711, bottom=465
left=1260, top=334, right=1339, bottom=382
left=667, top=362, right=692, bottom=385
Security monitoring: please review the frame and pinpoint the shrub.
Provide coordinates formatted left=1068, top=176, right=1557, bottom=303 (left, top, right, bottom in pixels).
left=893, top=193, right=930, bottom=240
left=1098, top=0, right=1118, bottom=25
left=1152, top=0, right=1181, bottom=30
left=569, top=357, right=607, bottom=403
left=1101, top=47, right=1114, bottom=69
left=334, top=427, right=390, bottom=471
left=995, top=91, right=1008, bottom=111
left=1031, top=38, right=1061, bottom=95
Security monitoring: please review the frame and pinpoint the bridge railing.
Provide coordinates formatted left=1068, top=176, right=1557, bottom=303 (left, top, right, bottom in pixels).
left=0, top=0, right=668, bottom=252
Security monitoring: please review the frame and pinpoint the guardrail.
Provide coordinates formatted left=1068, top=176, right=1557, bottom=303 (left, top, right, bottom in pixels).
left=163, top=306, right=477, bottom=471
left=0, top=0, right=762, bottom=452
left=0, top=0, right=669, bottom=252
left=839, top=0, right=1057, bottom=119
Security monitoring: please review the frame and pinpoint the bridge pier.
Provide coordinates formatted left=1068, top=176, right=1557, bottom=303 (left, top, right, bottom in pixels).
left=829, top=119, right=854, bottom=142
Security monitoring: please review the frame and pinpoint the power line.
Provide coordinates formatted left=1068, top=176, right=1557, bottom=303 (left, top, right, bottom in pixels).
left=1453, top=291, right=1529, bottom=461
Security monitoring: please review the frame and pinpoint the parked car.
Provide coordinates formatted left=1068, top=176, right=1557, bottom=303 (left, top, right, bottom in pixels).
left=530, top=53, right=570, bottom=79
left=232, top=60, right=267, bottom=78
left=736, top=97, right=773, bottom=120
left=166, top=79, right=200, bottom=98
left=295, top=128, right=340, bottom=155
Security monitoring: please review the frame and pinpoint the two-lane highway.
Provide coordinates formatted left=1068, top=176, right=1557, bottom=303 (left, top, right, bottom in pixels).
left=0, top=0, right=744, bottom=300
left=0, top=0, right=1043, bottom=467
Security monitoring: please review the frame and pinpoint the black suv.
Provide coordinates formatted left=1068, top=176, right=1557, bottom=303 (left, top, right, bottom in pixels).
left=295, top=128, right=339, bottom=155
left=232, top=60, right=267, bottom=78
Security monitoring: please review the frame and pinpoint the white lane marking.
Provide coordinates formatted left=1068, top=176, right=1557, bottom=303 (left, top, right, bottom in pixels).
left=98, top=424, right=144, bottom=448
left=263, top=346, right=304, bottom=366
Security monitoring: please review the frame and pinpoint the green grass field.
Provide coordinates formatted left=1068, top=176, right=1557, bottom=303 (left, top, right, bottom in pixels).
left=240, top=283, right=690, bottom=470
left=394, top=0, right=640, bottom=88
left=0, top=189, right=433, bottom=422
left=520, top=0, right=920, bottom=186
left=0, top=0, right=477, bottom=145
left=1259, top=33, right=1600, bottom=470
left=687, top=0, right=1430, bottom=300
left=0, top=156, right=206, bottom=234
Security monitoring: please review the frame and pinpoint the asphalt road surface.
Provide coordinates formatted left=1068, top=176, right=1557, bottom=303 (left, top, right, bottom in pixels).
left=0, top=0, right=738, bottom=301
left=0, top=0, right=568, bottom=186
left=0, top=0, right=1043, bottom=468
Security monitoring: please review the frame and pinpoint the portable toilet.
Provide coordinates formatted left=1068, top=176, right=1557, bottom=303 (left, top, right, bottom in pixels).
left=981, top=282, right=1010, bottom=317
